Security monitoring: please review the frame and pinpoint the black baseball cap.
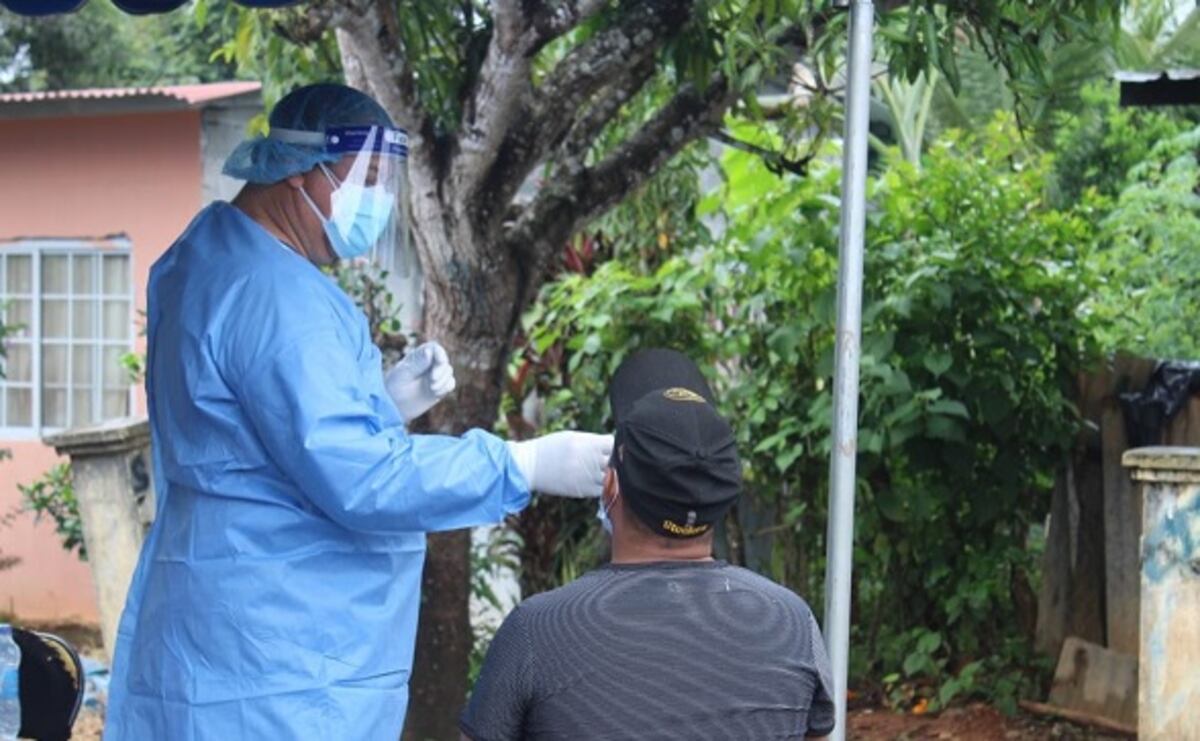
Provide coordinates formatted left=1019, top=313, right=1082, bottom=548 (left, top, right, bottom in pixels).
left=609, top=349, right=741, bottom=538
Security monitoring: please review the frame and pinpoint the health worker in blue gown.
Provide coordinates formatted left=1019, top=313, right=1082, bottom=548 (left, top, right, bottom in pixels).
left=103, top=83, right=612, bottom=741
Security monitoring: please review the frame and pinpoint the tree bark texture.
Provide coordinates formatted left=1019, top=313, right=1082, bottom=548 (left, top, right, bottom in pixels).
left=404, top=530, right=471, bottom=741
left=401, top=324, right=511, bottom=741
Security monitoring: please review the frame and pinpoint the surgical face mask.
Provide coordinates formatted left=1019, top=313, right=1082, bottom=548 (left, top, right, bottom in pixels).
left=300, top=164, right=395, bottom=260
left=597, top=491, right=614, bottom=536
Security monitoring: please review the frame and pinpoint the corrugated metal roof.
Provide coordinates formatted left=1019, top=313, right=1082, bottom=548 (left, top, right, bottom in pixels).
left=0, top=81, right=262, bottom=106
left=1115, top=69, right=1200, bottom=83
left=0, top=234, right=131, bottom=250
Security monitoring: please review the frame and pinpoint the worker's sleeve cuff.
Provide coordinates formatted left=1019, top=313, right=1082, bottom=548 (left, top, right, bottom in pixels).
left=468, top=429, right=532, bottom=514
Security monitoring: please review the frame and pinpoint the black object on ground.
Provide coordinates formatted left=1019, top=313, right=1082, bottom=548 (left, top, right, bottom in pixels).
left=13, top=628, right=84, bottom=741
left=1119, top=360, right=1200, bottom=448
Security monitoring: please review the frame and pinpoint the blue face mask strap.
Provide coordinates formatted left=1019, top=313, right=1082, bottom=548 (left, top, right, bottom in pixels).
left=298, top=184, right=322, bottom=219
left=316, top=163, right=341, bottom=190
left=299, top=164, right=345, bottom=224
left=597, top=486, right=616, bottom=535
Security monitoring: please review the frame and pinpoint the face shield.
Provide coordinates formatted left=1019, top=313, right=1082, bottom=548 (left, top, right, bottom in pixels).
left=275, top=124, right=411, bottom=275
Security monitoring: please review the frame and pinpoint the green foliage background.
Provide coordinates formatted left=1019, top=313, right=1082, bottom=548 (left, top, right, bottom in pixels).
left=1091, top=125, right=1200, bottom=359
left=4, top=0, right=1200, bottom=717
left=0, top=1, right=239, bottom=91
left=513, top=114, right=1111, bottom=709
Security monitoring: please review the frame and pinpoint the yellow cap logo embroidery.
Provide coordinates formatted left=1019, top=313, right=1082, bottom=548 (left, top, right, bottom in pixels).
left=663, top=387, right=705, bottom=403
left=662, top=519, right=710, bottom=536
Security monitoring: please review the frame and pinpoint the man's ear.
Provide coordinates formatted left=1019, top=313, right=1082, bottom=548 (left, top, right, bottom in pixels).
left=603, top=467, right=620, bottom=504
left=285, top=172, right=305, bottom=190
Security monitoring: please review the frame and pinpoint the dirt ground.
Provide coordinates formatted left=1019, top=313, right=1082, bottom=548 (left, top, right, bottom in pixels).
left=71, top=709, right=105, bottom=740
left=848, top=703, right=1128, bottom=740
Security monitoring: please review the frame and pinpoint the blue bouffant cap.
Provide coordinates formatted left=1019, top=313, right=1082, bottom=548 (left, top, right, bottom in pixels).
left=222, top=83, right=395, bottom=184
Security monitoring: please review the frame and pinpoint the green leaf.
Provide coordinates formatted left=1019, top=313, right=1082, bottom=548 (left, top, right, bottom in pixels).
left=927, top=399, right=970, bottom=419
left=926, top=416, right=965, bottom=442
left=903, top=653, right=927, bottom=678
left=917, top=631, right=942, bottom=655
left=533, top=328, right=561, bottom=354
left=923, top=350, right=952, bottom=377
left=876, top=488, right=908, bottom=523
left=234, top=13, right=254, bottom=64
left=775, top=445, right=804, bottom=473
left=861, top=429, right=885, bottom=454
left=937, top=678, right=963, bottom=708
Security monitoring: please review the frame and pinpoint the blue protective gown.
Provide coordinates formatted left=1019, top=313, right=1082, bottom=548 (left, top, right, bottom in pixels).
left=103, top=202, right=530, bottom=740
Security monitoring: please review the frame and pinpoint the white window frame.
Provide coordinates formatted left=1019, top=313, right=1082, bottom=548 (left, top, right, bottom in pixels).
left=0, top=238, right=135, bottom=439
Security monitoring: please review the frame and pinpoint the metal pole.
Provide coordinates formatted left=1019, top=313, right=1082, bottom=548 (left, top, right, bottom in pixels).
left=824, top=2, right=873, bottom=740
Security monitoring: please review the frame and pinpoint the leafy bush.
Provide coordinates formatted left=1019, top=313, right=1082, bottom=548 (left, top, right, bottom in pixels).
left=513, top=115, right=1098, bottom=711
left=1052, top=82, right=1195, bottom=206
left=331, top=262, right=409, bottom=366
left=20, top=464, right=85, bottom=561
left=1090, top=125, right=1200, bottom=358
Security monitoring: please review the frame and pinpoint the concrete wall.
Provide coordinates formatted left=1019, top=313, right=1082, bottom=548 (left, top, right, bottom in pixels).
left=0, top=109, right=204, bottom=622
left=1124, top=447, right=1200, bottom=739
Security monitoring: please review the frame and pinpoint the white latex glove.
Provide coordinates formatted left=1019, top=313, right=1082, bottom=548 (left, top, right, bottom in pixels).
left=506, top=431, right=613, bottom=499
left=385, top=341, right=456, bottom=422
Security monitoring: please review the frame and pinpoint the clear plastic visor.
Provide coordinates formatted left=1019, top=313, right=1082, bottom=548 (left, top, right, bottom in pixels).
left=272, top=124, right=411, bottom=275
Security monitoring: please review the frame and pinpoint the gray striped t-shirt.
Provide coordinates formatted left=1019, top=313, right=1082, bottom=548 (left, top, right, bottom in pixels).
left=461, top=560, right=835, bottom=740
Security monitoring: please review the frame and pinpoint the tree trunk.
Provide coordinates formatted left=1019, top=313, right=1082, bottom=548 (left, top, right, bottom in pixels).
left=401, top=162, right=523, bottom=736
left=404, top=529, right=471, bottom=741
left=331, top=6, right=734, bottom=734
left=402, top=338, right=512, bottom=740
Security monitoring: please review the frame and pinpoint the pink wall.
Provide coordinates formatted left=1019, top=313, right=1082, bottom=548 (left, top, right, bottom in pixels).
left=0, top=110, right=203, bottom=622
left=0, top=442, right=93, bottom=621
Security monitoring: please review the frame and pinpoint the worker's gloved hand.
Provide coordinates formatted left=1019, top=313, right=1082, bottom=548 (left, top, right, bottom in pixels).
left=506, top=432, right=613, bottom=498
left=385, top=341, right=456, bottom=422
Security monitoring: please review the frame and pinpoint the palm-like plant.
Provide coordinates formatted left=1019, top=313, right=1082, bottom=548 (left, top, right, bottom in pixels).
left=873, top=68, right=941, bottom=166
left=1117, top=0, right=1200, bottom=70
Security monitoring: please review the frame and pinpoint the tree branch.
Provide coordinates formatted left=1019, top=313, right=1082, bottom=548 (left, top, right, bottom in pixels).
left=269, top=0, right=349, bottom=45
left=557, top=55, right=658, bottom=166
left=453, top=0, right=689, bottom=206
left=463, top=0, right=691, bottom=229
left=491, top=0, right=525, bottom=49
left=502, top=73, right=735, bottom=303
left=451, top=1, right=536, bottom=195
left=529, top=0, right=612, bottom=52
left=534, top=0, right=691, bottom=133
left=332, top=2, right=421, bottom=133
left=710, top=130, right=814, bottom=177
left=476, top=53, right=658, bottom=234
left=335, top=27, right=369, bottom=91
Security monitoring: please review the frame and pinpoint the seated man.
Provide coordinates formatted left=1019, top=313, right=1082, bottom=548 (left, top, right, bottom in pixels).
left=461, top=348, right=835, bottom=740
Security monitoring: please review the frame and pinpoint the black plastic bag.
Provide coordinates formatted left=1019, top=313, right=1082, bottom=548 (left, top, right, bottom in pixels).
left=1119, top=361, right=1200, bottom=448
